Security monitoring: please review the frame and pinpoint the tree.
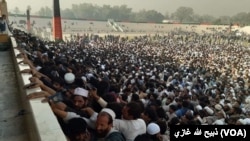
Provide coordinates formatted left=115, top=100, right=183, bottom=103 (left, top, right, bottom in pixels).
left=36, top=6, right=52, bottom=17
left=173, top=7, right=194, bottom=23
left=115, top=5, right=132, bottom=21
left=133, top=9, right=164, bottom=23
left=218, top=16, right=231, bottom=25
left=73, top=3, right=97, bottom=19
left=61, top=8, right=75, bottom=19
left=164, top=11, right=170, bottom=19
left=134, top=9, right=148, bottom=22
left=231, top=12, right=250, bottom=25
left=100, top=5, right=112, bottom=20
left=213, top=18, right=222, bottom=25
left=201, top=14, right=216, bottom=23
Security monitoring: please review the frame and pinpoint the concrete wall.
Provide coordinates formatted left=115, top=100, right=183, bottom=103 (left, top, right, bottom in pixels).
left=9, top=36, right=67, bottom=141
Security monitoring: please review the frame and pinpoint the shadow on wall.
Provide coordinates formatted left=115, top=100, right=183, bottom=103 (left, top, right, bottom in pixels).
left=0, top=34, right=10, bottom=51
left=0, top=17, right=11, bottom=51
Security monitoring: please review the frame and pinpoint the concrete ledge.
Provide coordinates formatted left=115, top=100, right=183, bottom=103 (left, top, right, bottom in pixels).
left=0, top=34, right=10, bottom=51
left=10, top=36, right=67, bottom=141
left=0, top=34, right=9, bottom=42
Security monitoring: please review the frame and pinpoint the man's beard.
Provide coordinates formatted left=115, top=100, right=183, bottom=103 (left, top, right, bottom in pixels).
left=97, top=128, right=110, bottom=138
left=75, top=104, right=86, bottom=110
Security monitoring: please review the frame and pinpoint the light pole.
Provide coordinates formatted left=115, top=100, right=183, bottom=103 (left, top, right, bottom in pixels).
left=53, top=0, right=63, bottom=41
left=26, top=6, right=31, bottom=33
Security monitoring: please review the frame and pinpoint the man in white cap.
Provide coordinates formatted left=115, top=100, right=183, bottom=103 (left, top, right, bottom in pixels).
left=52, top=107, right=126, bottom=141
left=64, top=72, right=76, bottom=84
left=86, top=90, right=147, bottom=141
left=92, top=108, right=126, bottom=141
left=50, top=87, right=92, bottom=136
left=54, top=87, right=90, bottom=115
left=146, top=123, right=163, bottom=141
left=212, top=110, right=226, bottom=125
left=71, top=87, right=89, bottom=110
left=58, top=101, right=146, bottom=141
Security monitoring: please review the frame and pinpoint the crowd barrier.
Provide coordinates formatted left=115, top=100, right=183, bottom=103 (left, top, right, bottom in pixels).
left=9, top=35, right=67, bottom=141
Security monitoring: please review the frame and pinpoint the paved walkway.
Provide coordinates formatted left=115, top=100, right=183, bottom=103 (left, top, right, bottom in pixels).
left=0, top=50, right=29, bottom=141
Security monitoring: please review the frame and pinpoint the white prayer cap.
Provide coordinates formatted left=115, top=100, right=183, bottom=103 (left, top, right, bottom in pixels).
left=243, top=118, right=250, bottom=125
left=195, top=105, right=203, bottom=111
left=100, top=108, right=116, bottom=121
left=245, top=98, right=250, bottom=104
left=213, top=120, right=224, bottom=125
left=64, top=72, right=75, bottom=84
left=81, top=76, right=87, bottom=82
left=237, top=119, right=247, bottom=125
left=74, top=87, right=89, bottom=98
left=204, top=106, right=214, bottom=115
left=225, top=103, right=232, bottom=109
left=147, top=123, right=160, bottom=135
left=221, top=93, right=225, bottom=97
left=214, top=104, right=223, bottom=111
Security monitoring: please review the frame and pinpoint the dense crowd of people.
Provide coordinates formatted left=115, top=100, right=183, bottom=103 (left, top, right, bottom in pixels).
left=12, top=26, right=250, bottom=141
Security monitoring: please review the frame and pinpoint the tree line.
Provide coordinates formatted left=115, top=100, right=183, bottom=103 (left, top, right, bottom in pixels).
left=11, top=3, right=250, bottom=25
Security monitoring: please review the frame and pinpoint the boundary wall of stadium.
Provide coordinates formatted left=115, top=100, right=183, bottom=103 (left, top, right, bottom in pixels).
left=9, top=34, right=67, bottom=140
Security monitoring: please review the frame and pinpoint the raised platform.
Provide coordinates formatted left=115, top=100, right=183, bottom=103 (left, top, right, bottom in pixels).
left=0, top=46, right=29, bottom=141
left=10, top=37, right=67, bottom=141
left=0, top=34, right=67, bottom=141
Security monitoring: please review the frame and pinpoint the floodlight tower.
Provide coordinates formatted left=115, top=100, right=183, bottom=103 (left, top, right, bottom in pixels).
left=53, top=0, right=62, bottom=41
left=26, top=6, right=31, bottom=33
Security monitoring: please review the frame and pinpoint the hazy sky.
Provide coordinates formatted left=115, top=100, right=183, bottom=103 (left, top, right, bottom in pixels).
left=6, top=0, right=250, bottom=17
